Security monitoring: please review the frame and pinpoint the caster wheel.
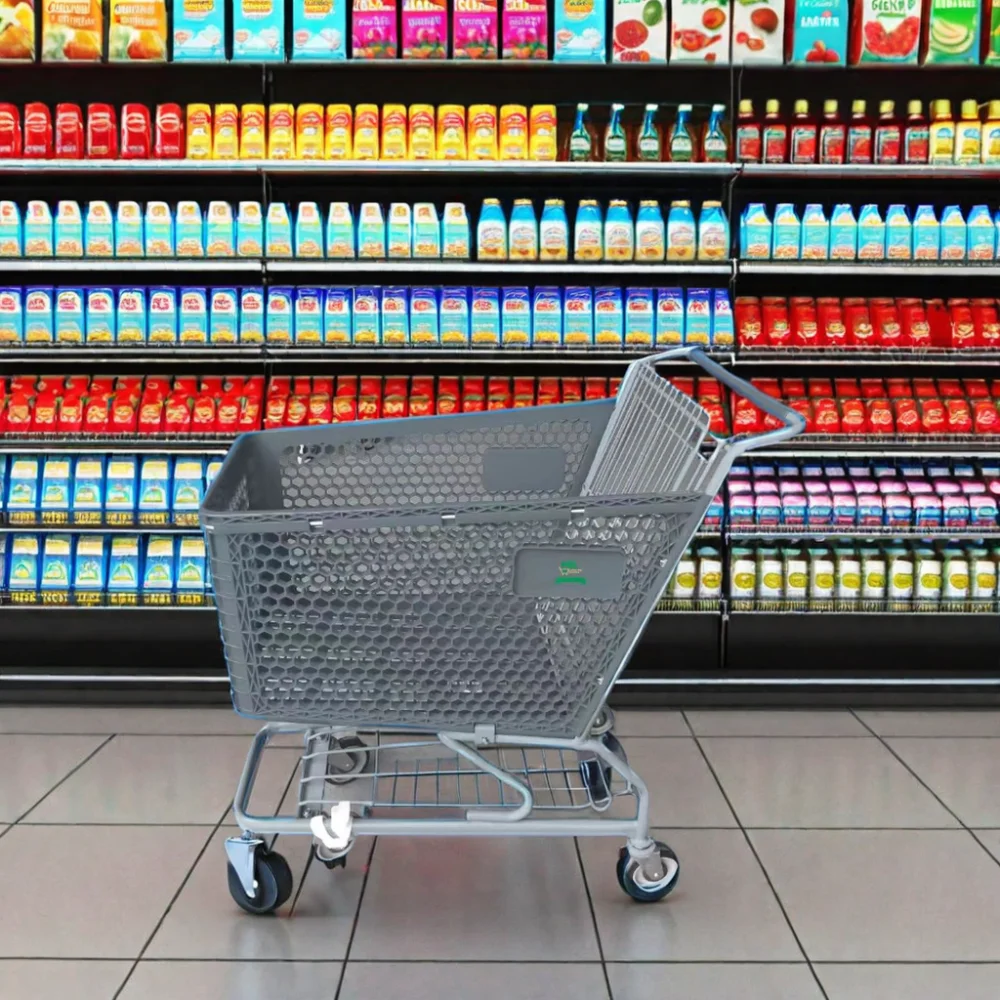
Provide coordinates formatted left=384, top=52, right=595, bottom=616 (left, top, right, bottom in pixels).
left=581, top=732, right=626, bottom=802
left=616, top=842, right=679, bottom=903
left=311, top=844, right=348, bottom=870
left=326, top=736, right=369, bottom=786
left=227, top=848, right=294, bottom=915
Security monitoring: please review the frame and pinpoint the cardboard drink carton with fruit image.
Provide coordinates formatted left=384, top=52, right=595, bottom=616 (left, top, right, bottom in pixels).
left=41, top=0, right=103, bottom=60
left=850, top=0, right=922, bottom=62
left=732, top=0, right=783, bottom=61
left=921, top=0, right=980, bottom=63
left=0, top=0, right=34, bottom=59
left=108, top=0, right=166, bottom=61
left=787, top=0, right=847, bottom=63
left=613, top=0, right=666, bottom=61
left=670, top=0, right=730, bottom=61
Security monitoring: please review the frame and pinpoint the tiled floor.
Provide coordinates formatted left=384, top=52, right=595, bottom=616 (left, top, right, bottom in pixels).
left=1, top=707, right=999, bottom=999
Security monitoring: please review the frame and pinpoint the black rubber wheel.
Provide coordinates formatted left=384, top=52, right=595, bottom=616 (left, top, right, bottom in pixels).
left=616, top=842, right=680, bottom=903
left=580, top=758, right=611, bottom=803
left=326, top=736, right=370, bottom=786
left=227, top=849, right=294, bottom=915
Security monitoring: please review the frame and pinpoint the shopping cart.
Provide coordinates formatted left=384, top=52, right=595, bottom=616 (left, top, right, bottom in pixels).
left=201, top=347, right=803, bottom=914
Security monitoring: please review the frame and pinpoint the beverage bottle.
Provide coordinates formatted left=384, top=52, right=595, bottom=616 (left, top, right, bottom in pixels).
left=929, top=99, right=955, bottom=164
left=903, top=100, right=929, bottom=164
left=574, top=199, right=604, bottom=261
left=568, top=103, right=594, bottom=162
left=634, top=200, right=665, bottom=262
left=818, top=99, right=845, bottom=164
left=761, top=99, right=787, bottom=163
left=789, top=99, right=817, bottom=164
left=982, top=100, right=1000, bottom=164
left=735, top=99, right=761, bottom=163
left=846, top=100, right=872, bottom=164
left=539, top=199, right=569, bottom=261
left=702, top=103, right=729, bottom=162
left=508, top=198, right=539, bottom=261
left=954, top=98, right=981, bottom=164
left=636, top=104, right=662, bottom=162
left=669, top=103, right=695, bottom=162
left=874, top=100, right=901, bottom=165
left=604, top=103, right=627, bottom=162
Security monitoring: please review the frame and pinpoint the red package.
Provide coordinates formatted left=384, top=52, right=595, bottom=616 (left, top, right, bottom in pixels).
left=10, top=376, right=36, bottom=393
left=110, top=393, right=137, bottom=435
left=789, top=297, right=819, bottom=348
left=836, top=378, right=862, bottom=397
left=312, top=376, right=334, bottom=396
left=164, top=394, right=192, bottom=434
left=144, top=376, right=171, bottom=399
left=808, top=378, right=834, bottom=397
left=463, top=377, right=485, bottom=412
left=115, top=376, right=142, bottom=395
left=358, top=377, right=382, bottom=420
left=487, top=377, right=511, bottom=410
left=58, top=394, right=84, bottom=434
left=436, top=377, right=459, bottom=415
left=239, top=396, right=260, bottom=431
left=64, top=375, right=90, bottom=394
left=669, top=376, right=695, bottom=397
left=410, top=377, right=435, bottom=417
left=893, top=397, right=920, bottom=435
left=216, top=393, right=241, bottom=434
left=898, top=298, right=931, bottom=349
left=5, top=393, right=31, bottom=435
left=83, top=396, right=110, bottom=435
left=973, top=398, right=1000, bottom=434
left=762, top=297, right=791, bottom=347
left=732, top=397, right=761, bottom=434
left=200, top=376, right=224, bottom=395
left=584, top=377, right=607, bottom=401
left=735, top=297, right=763, bottom=349
left=844, top=298, right=874, bottom=347
left=86, top=103, right=118, bottom=159
left=701, top=399, right=727, bottom=435
left=154, top=104, right=185, bottom=159
left=911, top=378, right=936, bottom=398
left=945, top=398, right=972, bottom=434
left=537, top=377, right=561, bottom=406
left=284, top=394, right=308, bottom=427
left=919, top=396, right=946, bottom=435
left=293, top=377, right=312, bottom=395
left=991, top=379, right=1000, bottom=398
left=264, top=394, right=287, bottom=429
left=812, top=397, right=840, bottom=434
left=937, top=378, right=963, bottom=399
left=609, top=377, right=622, bottom=396
left=964, top=378, right=990, bottom=399
left=34, top=376, right=63, bottom=394
left=382, top=378, right=408, bottom=418
left=268, top=376, right=292, bottom=397
left=561, top=378, right=583, bottom=403
left=781, top=377, right=806, bottom=398
left=306, top=392, right=332, bottom=425
left=0, top=103, right=22, bottom=158
left=32, top=391, right=57, bottom=433
left=885, top=378, right=911, bottom=399
left=866, top=398, right=893, bottom=435
left=949, top=299, right=976, bottom=349
left=926, top=299, right=951, bottom=346
left=191, top=394, right=216, bottom=434
left=816, top=297, right=846, bottom=348
left=858, top=378, right=885, bottom=399
left=840, top=398, right=867, bottom=435
left=972, top=299, right=1000, bottom=349
left=787, top=397, right=813, bottom=431
left=513, top=377, right=535, bottom=408
left=54, top=103, right=85, bottom=159
left=872, top=300, right=903, bottom=349
left=23, top=102, right=53, bottom=159
left=137, top=395, right=163, bottom=434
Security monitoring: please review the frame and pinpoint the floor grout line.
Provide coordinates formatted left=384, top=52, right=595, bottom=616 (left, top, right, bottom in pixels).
left=8, top=957, right=1000, bottom=965
left=332, top=837, right=378, bottom=1000
left=572, top=837, right=614, bottom=1000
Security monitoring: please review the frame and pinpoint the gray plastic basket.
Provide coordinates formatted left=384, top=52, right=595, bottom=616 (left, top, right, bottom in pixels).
left=201, top=348, right=803, bottom=739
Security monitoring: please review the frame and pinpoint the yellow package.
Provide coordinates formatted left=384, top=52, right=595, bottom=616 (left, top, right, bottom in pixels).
left=353, top=104, right=380, bottom=160
left=212, top=104, right=239, bottom=160
left=240, top=104, right=266, bottom=159
left=467, top=105, right=497, bottom=161
left=437, top=105, right=467, bottom=160
left=381, top=104, right=407, bottom=160
left=268, top=104, right=295, bottom=160
left=296, top=103, right=324, bottom=160
left=42, top=0, right=102, bottom=60
left=408, top=104, right=435, bottom=160
left=325, top=104, right=352, bottom=160
left=108, top=0, right=166, bottom=61
left=186, top=104, right=212, bottom=160
left=0, top=0, right=35, bottom=59
left=529, top=105, right=557, bottom=162
left=499, top=105, right=528, bottom=160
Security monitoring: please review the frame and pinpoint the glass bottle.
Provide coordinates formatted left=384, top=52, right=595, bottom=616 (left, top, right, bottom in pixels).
left=954, top=98, right=981, bottom=165
left=874, top=100, right=900, bottom=165
left=846, top=99, right=872, bottom=164
left=982, top=100, right=1000, bottom=164
left=604, top=102, right=627, bottom=162
left=702, top=103, right=729, bottom=162
left=568, top=103, right=594, bottom=162
left=669, top=103, right=695, bottom=162
left=818, top=99, right=845, bottom=165
left=636, top=103, right=662, bottom=162
left=789, top=99, right=816, bottom=164
left=761, top=99, right=787, bottom=164
left=735, top=98, right=761, bottom=163
left=929, top=99, right=955, bottom=164
left=903, top=100, right=929, bottom=164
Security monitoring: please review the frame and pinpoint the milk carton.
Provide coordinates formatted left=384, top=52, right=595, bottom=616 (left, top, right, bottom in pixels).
left=24, top=200, right=53, bottom=257
left=772, top=203, right=801, bottom=259
left=239, top=287, right=265, bottom=343
left=115, top=201, right=143, bottom=257
left=293, top=202, right=322, bottom=258
left=83, top=288, right=114, bottom=343
left=24, top=287, right=54, bottom=343
left=741, top=204, right=772, bottom=259
left=265, top=203, right=293, bottom=258
left=55, top=287, right=84, bottom=343
left=236, top=201, right=263, bottom=256
left=912, top=205, right=940, bottom=261
left=967, top=205, right=995, bottom=260
left=147, top=287, right=177, bottom=343
left=144, top=201, right=174, bottom=257
left=205, top=201, right=235, bottom=257
left=178, top=287, right=208, bottom=344
left=829, top=203, right=858, bottom=260
left=387, top=203, right=412, bottom=258
left=531, top=286, right=561, bottom=345
left=54, top=200, right=83, bottom=257
left=292, top=0, right=348, bottom=59
left=671, top=0, right=729, bottom=61
left=233, top=0, right=285, bottom=60
left=326, top=202, right=355, bottom=259
left=0, top=201, right=22, bottom=257
left=209, top=287, right=239, bottom=343
left=939, top=205, right=966, bottom=261
left=440, top=286, right=470, bottom=345
left=116, top=287, right=147, bottom=343
left=500, top=287, right=530, bottom=345
left=85, top=200, right=113, bottom=257
left=801, top=204, right=829, bottom=260
left=553, top=0, right=606, bottom=61
left=381, top=287, right=409, bottom=345
left=175, top=201, right=204, bottom=257
left=323, top=287, right=352, bottom=344
left=0, top=287, right=23, bottom=343
left=612, top=0, right=665, bottom=61
left=294, top=287, right=323, bottom=343
left=857, top=205, right=885, bottom=260
left=886, top=205, right=912, bottom=260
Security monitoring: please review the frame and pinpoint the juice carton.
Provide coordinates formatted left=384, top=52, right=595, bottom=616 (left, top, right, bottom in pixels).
left=179, top=287, right=208, bottom=343
left=503, top=0, right=547, bottom=58
left=205, top=201, right=235, bottom=257
left=358, top=202, right=386, bottom=259
left=142, top=536, right=175, bottom=602
left=236, top=202, right=263, bottom=257
left=54, top=200, right=83, bottom=257
left=732, top=0, right=782, bottom=62
left=413, top=202, right=441, bottom=258
left=176, top=536, right=207, bottom=602
left=325, top=104, right=352, bottom=158
left=7, top=535, right=39, bottom=602
left=233, top=0, right=285, bottom=59
left=829, top=203, right=858, bottom=260
left=266, top=287, right=293, bottom=343
left=531, top=286, right=561, bottom=345
left=402, top=0, right=447, bottom=56
left=624, top=288, right=654, bottom=347
left=55, top=287, right=84, bottom=343
left=40, top=458, right=70, bottom=524
left=912, top=205, right=940, bottom=260
left=292, top=0, right=347, bottom=59
left=857, top=204, right=886, bottom=260
left=84, top=201, right=113, bottom=257
left=440, top=286, right=470, bottom=344
left=801, top=204, right=830, bottom=259
left=240, top=104, right=266, bottom=157
left=442, top=203, right=471, bottom=259
left=85, top=288, right=114, bottom=343
left=116, top=287, right=147, bottom=343
left=323, top=288, right=352, bottom=344
left=106, top=457, right=137, bottom=524
left=713, top=289, right=734, bottom=347
left=175, top=201, right=204, bottom=257
left=923, top=0, right=981, bottom=63
left=553, top=0, right=606, bottom=61
left=741, top=203, right=772, bottom=260
left=437, top=105, right=467, bottom=158
left=986, top=0, right=1000, bottom=63
left=352, top=0, right=398, bottom=56
left=788, top=0, right=848, bottom=64
left=71, top=456, right=104, bottom=525
left=967, top=205, right=995, bottom=260
left=851, top=0, right=921, bottom=63
left=171, top=458, right=204, bottom=525
left=352, top=287, right=380, bottom=344
left=147, top=287, right=177, bottom=343
left=115, top=201, right=143, bottom=257
left=0, top=201, right=21, bottom=256
left=24, top=287, right=54, bottom=343
left=453, top=0, right=498, bottom=56
left=529, top=104, right=557, bottom=160
left=296, top=103, right=325, bottom=159
left=295, top=202, right=324, bottom=258
left=0, top=0, right=34, bottom=59
left=239, top=287, right=265, bottom=343
left=501, top=286, right=530, bottom=345
left=326, top=203, right=355, bottom=259
left=7, top=458, right=39, bottom=522
left=563, top=286, right=593, bottom=345
left=186, top=103, right=212, bottom=159
left=24, top=200, right=53, bottom=257
left=468, top=104, right=498, bottom=159
left=408, top=104, right=436, bottom=157
left=353, top=104, right=379, bottom=158
left=697, top=201, right=729, bottom=261
left=388, top=203, right=412, bottom=258
left=267, top=104, right=295, bottom=158
left=294, top=287, right=323, bottom=343
left=685, top=288, right=712, bottom=346
left=144, top=201, right=174, bottom=257
left=209, top=288, right=238, bottom=343
left=771, top=203, right=801, bottom=259
left=671, top=0, right=729, bottom=62
left=886, top=204, right=912, bottom=260
left=108, top=0, right=167, bottom=61
left=940, top=205, right=967, bottom=260
left=594, top=287, right=624, bottom=347
left=471, top=287, right=500, bottom=344
left=655, top=288, right=685, bottom=345
left=381, top=287, right=408, bottom=344
left=138, top=456, right=170, bottom=525
left=409, top=286, right=439, bottom=343
left=172, top=0, right=226, bottom=60
left=42, top=0, right=103, bottom=60
left=265, top=203, right=293, bottom=258
left=613, top=0, right=666, bottom=62
left=381, top=103, right=407, bottom=157
left=0, top=287, right=22, bottom=342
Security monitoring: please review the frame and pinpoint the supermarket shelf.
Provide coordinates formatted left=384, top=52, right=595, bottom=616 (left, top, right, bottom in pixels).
left=754, top=435, right=1000, bottom=455
left=264, top=346, right=735, bottom=364
left=0, top=159, right=260, bottom=175
left=0, top=438, right=232, bottom=453
left=266, top=260, right=733, bottom=276
left=738, top=261, right=1000, bottom=277
left=0, top=260, right=262, bottom=273
left=0, top=523, right=200, bottom=534
left=727, top=526, right=1000, bottom=541
left=734, top=349, right=1000, bottom=367
left=0, top=346, right=263, bottom=362
left=741, top=163, right=1000, bottom=181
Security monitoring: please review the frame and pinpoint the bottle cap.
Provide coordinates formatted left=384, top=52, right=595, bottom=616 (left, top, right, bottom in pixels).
left=677, top=103, right=693, bottom=113
left=577, top=102, right=589, bottom=112
left=738, top=99, right=753, bottom=114
left=879, top=99, right=894, bottom=116
left=794, top=99, right=808, bottom=115
left=851, top=99, right=866, bottom=114
left=544, top=198, right=564, bottom=206
left=671, top=200, right=691, bottom=207
left=765, top=99, right=779, bottom=114
left=823, top=99, right=838, bottom=115
left=931, top=99, right=952, bottom=118
left=609, top=199, right=628, bottom=207
left=611, top=102, right=625, bottom=112
left=988, top=100, right=1000, bottom=119
left=639, top=199, right=658, bottom=206
left=513, top=198, right=532, bottom=206
left=961, top=98, right=979, bottom=119
left=579, top=199, right=599, bottom=206
left=483, top=197, right=500, bottom=205
left=907, top=100, right=923, bottom=116
left=702, top=200, right=721, bottom=208
left=712, top=103, right=726, bottom=112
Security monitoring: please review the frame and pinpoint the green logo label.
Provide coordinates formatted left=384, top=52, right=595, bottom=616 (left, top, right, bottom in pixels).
left=555, top=560, right=587, bottom=586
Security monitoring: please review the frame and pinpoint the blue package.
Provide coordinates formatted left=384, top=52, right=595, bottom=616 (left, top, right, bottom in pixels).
left=381, top=287, right=409, bottom=346
left=85, top=288, right=115, bottom=343
left=594, top=287, right=623, bottom=347
left=501, top=287, right=530, bottom=347
left=179, top=287, right=209, bottom=344
left=471, top=288, right=500, bottom=346
left=292, top=0, right=347, bottom=59
left=440, top=286, right=469, bottom=346
left=712, top=289, right=734, bottom=349
left=172, top=457, right=205, bottom=526
left=106, top=456, right=138, bottom=526
left=323, top=288, right=352, bottom=345
left=563, top=287, right=593, bottom=346
left=294, top=287, right=324, bottom=344
left=116, top=287, right=147, bottom=344
left=531, top=287, right=561, bottom=346
left=624, top=288, right=654, bottom=347
left=353, top=287, right=381, bottom=345
left=71, top=455, right=105, bottom=525
left=8, top=534, right=40, bottom=603
left=655, top=288, right=684, bottom=346
left=107, top=535, right=140, bottom=604
left=142, top=536, right=176, bottom=604
left=147, top=287, right=178, bottom=345
left=239, top=287, right=265, bottom=344
left=409, top=287, right=439, bottom=345
left=0, top=287, right=23, bottom=343
left=266, top=286, right=293, bottom=344
left=73, top=535, right=107, bottom=603
left=172, top=0, right=227, bottom=60
left=40, top=534, right=72, bottom=602
left=176, top=536, right=208, bottom=604
left=7, top=456, right=40, bottom=524
left=55, top=287, right=84, bottom=343
left=138, top=456, right=171, bottom=526
left=232, top=0, right=285, bottom=61
left=210, top=288, right=239, bottom=344
left=24, top=286, right=54, bottom=344
left=40, top=456, right=71, bottom=525
left=685, top=288, right=712, bottom=346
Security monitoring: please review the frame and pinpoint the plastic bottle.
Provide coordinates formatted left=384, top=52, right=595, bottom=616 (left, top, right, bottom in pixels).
left=982, top=100, right=1000, bottom=164
left=929, top=99, right=955, bottom=164
left=789, top=99, right=816, bottom=164
left=735, top=99, right=761, bottom=163
left=874, top=100, right=901, bottom=165
left=904, top=100, right=929, bottom=164
left=508, top=198, right=538, bottom=261
left=762, top=99, right=787, bottom=164
left=634, top=200, right=665, bottom=262
left=539, top=199, right=569, bottom=261
left=604, top=199, right=634, bottom=261
left=636, top=104, right=662, bottom=162
left=818, top=100, right=845, bottom=165
left=846, top=100, right=872, bottom=164
left=476, top=198, right=508, bottom=261
left=666, top=199, right=697, bottom=262
left=954, top=98, right=982, bottom=165
left=604, top=103, right=627, bottom=162
left=568, top=103, right=595, bottom=162
left=574, top=199, right=604, bottom=261
left=669, top=103, right=695, bottom=163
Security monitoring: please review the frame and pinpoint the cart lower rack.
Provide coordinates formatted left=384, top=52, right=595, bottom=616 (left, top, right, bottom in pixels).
left=201, top=347, right=803, bottom=914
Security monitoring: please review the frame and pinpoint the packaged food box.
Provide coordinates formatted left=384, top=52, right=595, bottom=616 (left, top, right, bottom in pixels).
left=563, top=286, right=593, bottom=345
left=137, top=456, right=170, bottom=525
left=732, top=0, right=782, bottom=62
left=179, top=287, right=208, bottom=344
left=295, top=202, right=324, bottom=258
left=611, top=0, right=666, bottom=61
left=504, top=0, right=547, bottom=58
left=670, top=0, right=729, bottom=63
left=84, top=201, right=113, bottom=257
left=655, top=287, right=684, bottom=345
left=206, top=201, right=235, bottom=257
left=24, top=286, right=53, bottom=343
left=55, top=287, right=84, bottom=343
left=453, top=0, right=497, bottom=57
left=173, top=0, right=225, bottom=60
left=42, top=0, right=102, bottom=60
left=352, top=0, right=398, bottom=57
left=233, top=0, right=285, bottom=60
left=146, top=287, right=176, bottom=344
left=55, top=200, right=83, bottom=257
left=292, top=0, right=347, bottom=59
left=353, top=286, right=380, bottom=344
left=142, top=535, right=175, bottom=603
left=788, top=0, right=847, bottom=64
left=471, top=287, right=500, bottom=345
left=266, top=286, right=292, bottom=343
left=105, top=457, right=137, bottom=525
left=0, top=201, right=20, bottom=256
left=0, top=0, right=35, bottom=60
left=594, top=287, right=623, bottom=346
left=409, top=286, right=439, bottom=344
left=382, top=286, right=408, bottom=344
left=323, top=287, right=351, bottom=344
left=8, top=535, right=39, bottom=602
left=24, top=201, right=53, bottom=257
left=851, top=0, right=921, bottom=63
left=500, top=286, right=529, bottom=345
left=554, top=0, right=606, bottom=61
left=108, top=0, right=166, bottom=60
left=922, top=0, right=981, bottom=63
left=403, top=0, right=446, bottom=56
left=440, top=286, right=469, bottom=344
left=624, top=287, right=654, bottom=346
left=176, top=536, right=207, bottom=603
left=72, top=535, right=106, bottom=602
left=531, top=286, right=561, bottom=345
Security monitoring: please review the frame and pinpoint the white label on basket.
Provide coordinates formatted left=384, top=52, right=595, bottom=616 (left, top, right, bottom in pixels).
left=513, top=546, right=625, bottom=600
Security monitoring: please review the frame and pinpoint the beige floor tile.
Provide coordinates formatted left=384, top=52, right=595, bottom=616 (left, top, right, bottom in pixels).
left=612, top=711, right=690, bottom=737
left=687, top=710, right=868, bottom=737
left=857, top=711, right=1000, bottom=737
left=119, top=961, right=341, bottom=999
left=606, top=962, right=824, bottom=999
left=0, top=706, right=259, bottom=736
left=816, top=963, right=1000, bottom=1000
left=0, top=961, right=130, bottom=1000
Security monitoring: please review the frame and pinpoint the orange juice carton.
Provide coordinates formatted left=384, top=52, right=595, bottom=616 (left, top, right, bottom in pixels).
left=265, top=203, right=293, bottom=258
left=0, top=0, right=35, bottom=60
left=352, top=0, right=398, bottom=56
left=326, top=202, right=355, bottom=258
left=440, top=286, right=470, bottom=344
left=499, top=104, right=528, bottom=159
left=209, top=288, right=238, bottom=343
left=239, top=287, right=265, bottom=343
left=42, top=0, right=103, bottom=60
left=413, top=202, right=441, bottom=257
left=205, top=201, right=235, bottom=257
left=292, top=0, right=347, bottom=59
left=266, top=287, right=293, bottom=343
left=179, top=287, right=208, bottom=343
left=353, top=103, right=380, bottom=158
left=595, top=287, right=623, bottom=346
left=437, top=104, right=467, bottom=158
left=966, top=205, right=994, bottom=260
left=886, top=204, right=911, bottom=260
left=613, top=0, right=666, bottom=62
left=670, top=0, right=728, bottom=63
left=553, top=0, right=606, bottom=61
left=172, top=0, right=226, bottom=60
left=358, top=202, right=386, bottom=258
left=54, top=200, right=83, bottom=257
left=731, top=0, right=782, bottom=64
left=147, top=288, right=176, bottom=343
left=240, top=104, right=266, bottom=158
left=453, top=0, right=497, bottom=56
left=233, top=0, right=285, bottom=59
left=829, top=203, right=857, bottom=260
left=84, top=200, right=113, bottom=257
left=55, top=287, right=84, bottom=342
left=532, top=287, right=561, bottom=345
left=175, top=201, right=205, bottom=257
left=186, top=103, right=212, bottom=159
left=236, top=201, right=263, bottom=256
left=296, top=103, right=325, bottom=158
left=325, top=104, right=353, bottom=157
left=0, top=201, right=21, bottom=256
left=940, top=205, right=966, bottom=260
left=212, top=104, right=239, bottom=159
left=529, top=104, right=557, bottom=159
left=503, top=0, right=547, bottom=57
left=323, top=288, right=351, bottom=344
left=388, top=202, right=412, bottom=257
left=468, top=104, right=498, bottom=159
left=294, top=288, right=323, bottom=343
left=408, top=104, right=436, bottom=158
left=402, top=0, right=447, bottom=56
left=381, top=103, right=408, bottom=158
left=116, top=201, right=144, bottom=257
left=295, top=202, right=324, bottom=257
left=24, top=200, right=53, bottom=257
left=442, top=202, right=470, bottom=258
left=381, top=287, right=409, bottom=344
left=84, top=288, right=114, bottom=342
left=352, top=287, right=380, bottom=343
left=801, top=204, right=829, bottom=260
left=108, top=0, right=166, bottom=60
left=0, top=287, right=23, bottom=342
left=912, top=204, right=939, bottom=260
left=857, top=205, right=885, bottom=260
left=268, top=104, right=295, bottom=158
